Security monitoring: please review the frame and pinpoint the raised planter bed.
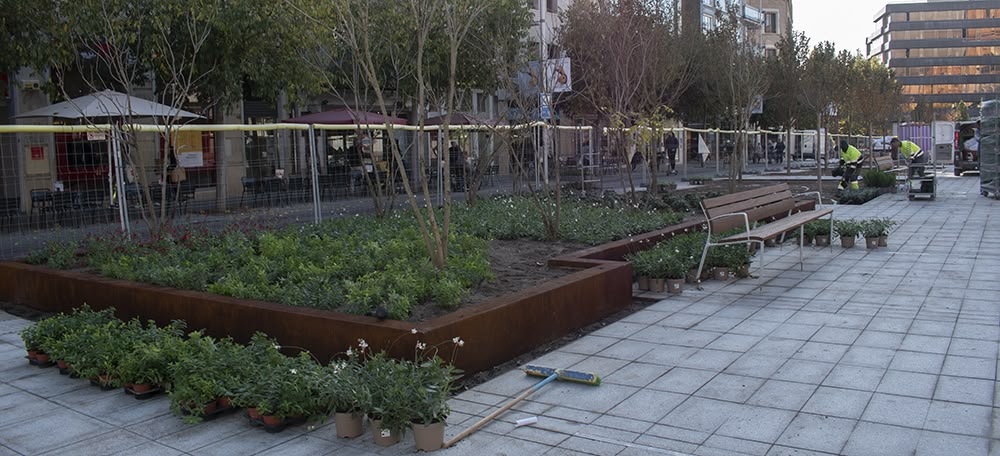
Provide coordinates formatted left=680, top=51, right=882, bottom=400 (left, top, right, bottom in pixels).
left=0, top=200, right=816, bottom=375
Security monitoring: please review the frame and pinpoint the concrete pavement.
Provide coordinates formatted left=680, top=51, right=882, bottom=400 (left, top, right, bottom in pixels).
left=1, top=171, right=998, bottom=455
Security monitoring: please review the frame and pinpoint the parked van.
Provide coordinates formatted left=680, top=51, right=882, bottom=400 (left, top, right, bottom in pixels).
left=955, top=120, right=979, bottom=176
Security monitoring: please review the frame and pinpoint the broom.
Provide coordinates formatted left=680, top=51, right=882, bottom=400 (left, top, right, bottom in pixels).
left=442, top=365, right=601, bottom=448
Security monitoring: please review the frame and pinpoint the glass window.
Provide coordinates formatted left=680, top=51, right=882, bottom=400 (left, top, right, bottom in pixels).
left=910, top=11, right=965, bottom=21
left=907, top=46, right=1000, bottom=58
left=967, top=28, right=1000, bottom=40
left=902, top=83, right=1000, bottom=95
left=702, top=14, right=715, bottom=31
left=893, top=29, right=962, bottom=40
left=764, top=11, right=777, bottom=34
left=764, top=48, right=777, bottom=59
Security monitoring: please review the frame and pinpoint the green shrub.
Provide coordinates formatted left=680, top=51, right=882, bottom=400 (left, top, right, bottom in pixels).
left=861, top=169, right=896, bottom=188
left=837, top=188, right=882, bottom=205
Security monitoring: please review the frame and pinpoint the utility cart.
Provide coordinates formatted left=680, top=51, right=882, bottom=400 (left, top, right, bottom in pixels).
left=907, top=165, right=936, bottom=200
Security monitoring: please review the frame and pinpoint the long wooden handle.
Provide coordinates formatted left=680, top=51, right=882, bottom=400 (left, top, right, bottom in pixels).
left=442, top=373, right=557, bottom=448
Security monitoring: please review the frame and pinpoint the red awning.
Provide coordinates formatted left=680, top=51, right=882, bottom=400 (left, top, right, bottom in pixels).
left=285, top=108, right=407, bottom=125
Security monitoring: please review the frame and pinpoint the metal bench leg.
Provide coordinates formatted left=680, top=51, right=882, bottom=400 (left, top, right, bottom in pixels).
left=696, top=241, right=712, bottom=289
left=799, top=227, right=805, bottom=271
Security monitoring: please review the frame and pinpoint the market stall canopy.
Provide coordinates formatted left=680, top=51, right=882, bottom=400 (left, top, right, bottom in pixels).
left=15, top=90, right=203, bottom=120
left=285, top=108, right=407, bottom=125
left=424, top=112, right=506, bottom=127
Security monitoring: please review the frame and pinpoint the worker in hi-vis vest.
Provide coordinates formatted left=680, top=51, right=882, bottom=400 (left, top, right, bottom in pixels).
left=837, top=140, right=863, bottom=192
left=891, top=137, right=925, bottom=177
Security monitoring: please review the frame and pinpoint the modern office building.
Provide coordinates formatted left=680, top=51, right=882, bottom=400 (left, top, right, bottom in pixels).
left=867, top=1, right=1000, bottom=111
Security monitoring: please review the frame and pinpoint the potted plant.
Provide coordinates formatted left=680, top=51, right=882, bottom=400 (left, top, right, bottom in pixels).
left=626, top=251, right=654, bottom=291
left=859, top=219, right=881, bottom=249
left=115, top=321, right=187, bottom=396
left=228, top=333, right=285, bottom=426
left=834, top=219, right=861, bottom=248
left=169, top=332, right=238, bottom=423
left=806, top=219, right=832, bottom=247
left=19, top=323, right=43, bottom=364
left=324, top=345, right=371, bottom=438
left=39, top=305, right=118, bottom=374
left=254, top=352, right=325, bottom=431
left=647, top=254, right=668, bottom=293
left=874, top=217, right=897, bottom=247
left=404, top=336, right=464, bottom=451
left=725, top=245, right=753, bottom=278
left=361, top=349, right=411, bottom=446
left=62, top=319, right=133, bottom=389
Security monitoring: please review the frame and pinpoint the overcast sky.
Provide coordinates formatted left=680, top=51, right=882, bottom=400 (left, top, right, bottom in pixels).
left=793, top=1, right=911, bottom=55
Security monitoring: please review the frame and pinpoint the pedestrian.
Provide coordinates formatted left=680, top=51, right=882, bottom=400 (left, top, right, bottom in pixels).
left=665, top=132, right=679, bottom=174
left=890, top=137, right=925, bottom=177
left=774, top=138, right=786, bottom=164
left=448, top=141, right=465, bottom=192
left=837, top=140, right=863, bottom=192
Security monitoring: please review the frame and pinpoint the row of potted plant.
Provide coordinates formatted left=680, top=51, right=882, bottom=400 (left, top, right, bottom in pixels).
left=628, top=231, right=753, bottom=292
left=832, top=218, right=897, bottom=249
left=20, top=305, right=462, bottom=451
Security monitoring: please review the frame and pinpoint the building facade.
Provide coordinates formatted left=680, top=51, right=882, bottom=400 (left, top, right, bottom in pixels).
left=867, top=1, right=1000, bottom=111
left=759, top=0, right=793, bottom=57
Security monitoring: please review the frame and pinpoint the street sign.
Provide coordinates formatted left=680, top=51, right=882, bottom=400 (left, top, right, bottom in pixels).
left=539, top=93, right=552, bottom=120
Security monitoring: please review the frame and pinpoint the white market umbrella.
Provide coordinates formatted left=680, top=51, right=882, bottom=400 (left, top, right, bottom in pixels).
left=698, top=134, right=711, bottom=162
left=15, top=89, right=203, bottom=120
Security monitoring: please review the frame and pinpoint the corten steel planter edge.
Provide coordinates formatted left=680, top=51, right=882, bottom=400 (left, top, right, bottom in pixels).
left=0, top=199, right=814, bottom=375
left=0, top=259, right=631, bottom=374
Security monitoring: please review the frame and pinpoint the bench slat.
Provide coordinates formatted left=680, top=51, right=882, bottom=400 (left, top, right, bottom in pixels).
left=719, top=208, right=833, bottom=243
left=706, top=190, right=794, bottom=221
left=701, top=183, right=790, bottom=211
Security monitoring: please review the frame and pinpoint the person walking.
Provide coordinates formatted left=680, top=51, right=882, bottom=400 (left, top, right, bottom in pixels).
left=890, top=137, right=925, bottom=177
left=448, top=141, right=466, bottom=192
left=837, top=140, right=863, bottom=192
left=774, top=138, right=786, bottom=164
left=665, top=132, right=679, bottom=175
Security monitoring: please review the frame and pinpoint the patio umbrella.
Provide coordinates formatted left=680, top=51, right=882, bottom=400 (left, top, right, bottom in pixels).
left=285, top=108, right=407, bottom=125
left=15, top=90, right=203, bottom=120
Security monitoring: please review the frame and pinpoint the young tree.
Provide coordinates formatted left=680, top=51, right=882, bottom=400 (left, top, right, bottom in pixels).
left=703, top=10, right=770, bottom=192
left=559, top=0, right=693, bottom=202
left=842, top=55, right=901, bottom=138
left=799, top=41, right=847, bottom=195
left=763, top=30, right=809, bottom=173
left=304, top=0, right=531, bottom=268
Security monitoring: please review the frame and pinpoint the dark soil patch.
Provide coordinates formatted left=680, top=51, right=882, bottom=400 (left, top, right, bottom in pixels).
left=407, top=239, right=588, bottom=322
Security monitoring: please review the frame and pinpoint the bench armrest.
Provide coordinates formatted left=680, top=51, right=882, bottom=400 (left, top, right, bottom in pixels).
left=705, top=212, right=750, bottom=238
left=794, top=191, right=823, bottom=209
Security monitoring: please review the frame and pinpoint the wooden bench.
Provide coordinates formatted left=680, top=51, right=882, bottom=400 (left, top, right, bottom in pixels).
left=696, top=183, right=834, bottom=280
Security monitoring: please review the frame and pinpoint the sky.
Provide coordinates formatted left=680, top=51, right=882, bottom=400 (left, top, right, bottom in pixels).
left=792, top=1, right=910, bottom=55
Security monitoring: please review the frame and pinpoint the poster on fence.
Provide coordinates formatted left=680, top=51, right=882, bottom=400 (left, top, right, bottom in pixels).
left=25, top=145, right=49, bottom=175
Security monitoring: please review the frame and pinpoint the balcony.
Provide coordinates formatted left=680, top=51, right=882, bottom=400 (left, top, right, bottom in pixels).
left=742, top=5, right=763, bottom=24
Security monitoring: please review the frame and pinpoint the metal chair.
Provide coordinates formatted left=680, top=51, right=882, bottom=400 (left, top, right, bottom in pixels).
left=51, top=191, right=81, bottom=227
left=0, top=197, right=20, bottom=232
left=29, top=189, right=54, bottom=229
left=240, top=177, right=260, bottom=208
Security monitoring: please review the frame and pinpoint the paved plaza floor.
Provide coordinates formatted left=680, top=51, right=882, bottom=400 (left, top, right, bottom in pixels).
left=1, top=172, right=998, bottom=455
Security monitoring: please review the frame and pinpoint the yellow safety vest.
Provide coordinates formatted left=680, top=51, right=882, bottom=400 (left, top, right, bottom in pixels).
left=841, top=145, right=862, bottom=165
left=899, top=141, right=922, bottom=160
